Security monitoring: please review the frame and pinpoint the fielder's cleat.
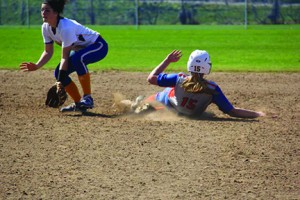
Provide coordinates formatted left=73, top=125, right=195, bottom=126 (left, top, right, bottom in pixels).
left=79, top=95, right=94, bottom=109
left=130, top=95, right=145, bottom=111
left=60, top=102, right=87, bottom=113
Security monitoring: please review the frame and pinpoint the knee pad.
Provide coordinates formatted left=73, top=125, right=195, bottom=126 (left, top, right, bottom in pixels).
left=57, top=70, right=72, bottom=87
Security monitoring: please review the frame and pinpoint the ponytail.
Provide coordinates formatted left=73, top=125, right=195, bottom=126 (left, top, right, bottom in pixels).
left=181, top=73, right=215, bottom=94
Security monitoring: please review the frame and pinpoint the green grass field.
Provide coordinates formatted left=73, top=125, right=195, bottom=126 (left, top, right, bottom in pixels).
left=0, top=25, right=299, bottom=72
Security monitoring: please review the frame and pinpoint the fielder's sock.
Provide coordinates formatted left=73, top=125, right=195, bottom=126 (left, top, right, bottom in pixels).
left=78, top=73, right=91, bottom=96
left=64, top=81, right=81, bottom=103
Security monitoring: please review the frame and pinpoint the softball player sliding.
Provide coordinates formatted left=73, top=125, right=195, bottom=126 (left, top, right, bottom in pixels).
left=132, top=50, right=265, bottom=118
left=20, top=0, right=108, bottom=112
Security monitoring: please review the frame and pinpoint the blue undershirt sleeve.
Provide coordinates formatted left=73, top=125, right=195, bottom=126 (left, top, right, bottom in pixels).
left=212, top=86, right=234, bottom=113
left=157, top=73, right=179, bottom=87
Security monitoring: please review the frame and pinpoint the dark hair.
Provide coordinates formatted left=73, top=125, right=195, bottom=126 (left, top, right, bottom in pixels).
left=43, top=0, right=67, bottom=14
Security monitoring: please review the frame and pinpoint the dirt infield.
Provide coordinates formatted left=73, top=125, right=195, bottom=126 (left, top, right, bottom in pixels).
left=1, top=70, right=299, bottom=199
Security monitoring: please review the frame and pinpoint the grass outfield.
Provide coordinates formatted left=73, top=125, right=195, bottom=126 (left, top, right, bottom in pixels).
left=0, top=25, right=299, bottom=72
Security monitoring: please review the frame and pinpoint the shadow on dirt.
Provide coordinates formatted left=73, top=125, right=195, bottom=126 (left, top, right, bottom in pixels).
left=64, top=111, right=119, bottom=118
left=63, top=110, right=259, bottom=122
left=183, top=112, right=260, bottom=122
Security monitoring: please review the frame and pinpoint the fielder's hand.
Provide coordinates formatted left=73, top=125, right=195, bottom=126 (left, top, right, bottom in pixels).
left=19, top=62, right=38, bottom=72
left=56, top=82, right=63, bottom=93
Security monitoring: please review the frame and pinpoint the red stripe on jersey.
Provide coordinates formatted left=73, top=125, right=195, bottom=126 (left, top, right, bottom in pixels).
left=178, top=72, right=187, bottom=78
left=168, top=87, right=175, bottom=98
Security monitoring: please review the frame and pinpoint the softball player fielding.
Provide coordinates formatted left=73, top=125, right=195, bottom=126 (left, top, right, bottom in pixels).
left=20, top=0, right=108, bottom=112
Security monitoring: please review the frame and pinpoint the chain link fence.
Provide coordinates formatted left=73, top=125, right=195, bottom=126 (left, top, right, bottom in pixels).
left=0, top=0, right=299, bottom=26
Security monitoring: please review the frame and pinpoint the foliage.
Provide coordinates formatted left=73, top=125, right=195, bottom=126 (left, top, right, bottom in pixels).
left=0, top=0, right=299, bottom=25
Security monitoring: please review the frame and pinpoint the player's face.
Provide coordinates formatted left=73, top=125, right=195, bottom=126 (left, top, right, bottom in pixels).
left=41, top=3, right=57, bottom=25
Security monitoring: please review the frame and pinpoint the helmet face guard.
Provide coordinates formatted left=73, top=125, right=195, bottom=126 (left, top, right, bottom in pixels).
left=187, top=50, right=212, bottom=75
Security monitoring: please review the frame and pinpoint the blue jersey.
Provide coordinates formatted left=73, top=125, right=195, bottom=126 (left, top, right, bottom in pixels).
left=154, top=73, right=234, bottom=116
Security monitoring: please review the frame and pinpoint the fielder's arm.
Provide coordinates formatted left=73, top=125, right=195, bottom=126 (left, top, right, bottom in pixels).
left=20, top=43, right=53, bottom=72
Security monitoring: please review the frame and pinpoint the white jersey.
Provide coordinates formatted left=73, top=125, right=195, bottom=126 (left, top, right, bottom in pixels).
left=42, top=17, right=100, bottom=48
left=168, top=76, right=215, bottom=116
